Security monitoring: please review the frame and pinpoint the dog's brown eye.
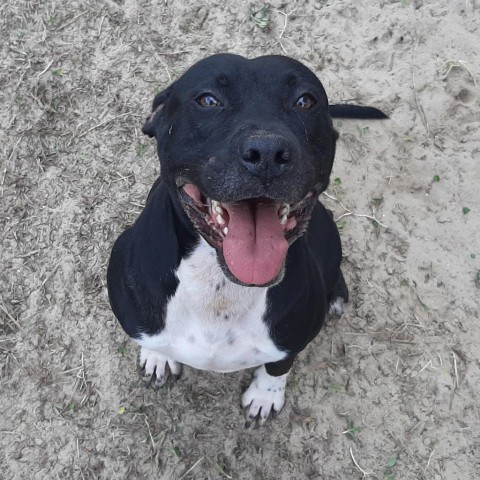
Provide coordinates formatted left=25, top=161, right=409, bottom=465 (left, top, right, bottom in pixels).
left=197, top=94, right=222, bottom=108
left=295, top=94, right=315, bottom=109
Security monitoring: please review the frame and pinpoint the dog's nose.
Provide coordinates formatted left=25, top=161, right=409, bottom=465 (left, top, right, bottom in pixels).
left=240, top=134, right=292, bottom=184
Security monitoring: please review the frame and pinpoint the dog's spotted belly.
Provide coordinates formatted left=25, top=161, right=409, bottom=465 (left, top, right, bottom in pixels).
left=138, top=238, right=287, bottom=373
left=140, top=332, right=285, bottom=373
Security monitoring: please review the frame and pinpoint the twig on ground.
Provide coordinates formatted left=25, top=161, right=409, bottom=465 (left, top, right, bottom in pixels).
left=273, top=5, right=298, bottom=54
left=147, top=39, right=172, bottom=82
left=36, top=59, right=54, bottom=78
left=412, top=359, right=433, bottom=377
left=452, top=350, right=459, bottom=388
left=449, top=350, right=460, bottom=410
left=349, top=447, right=373, bottom=478
left=0, top=302, right=21, bottom=330
left=144, top=416, right=156, bottom=451
left=424, top=448, right=435, bottom=473
left=178, top=457, right=204, bottom=480
left=76, top=112, right=132, bottom=140
left=52, top=10, right=88, bottom=32
left=322, top=192, right=389, bottom=229
left=445, top=60, right=477, bottom=86
left=97, top=14, right=107, bottom=37
left=411, top=36, right=430, bottom=135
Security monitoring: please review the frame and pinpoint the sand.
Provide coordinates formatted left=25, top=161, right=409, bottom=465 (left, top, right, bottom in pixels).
left=1, top=0, right=479, bottom=478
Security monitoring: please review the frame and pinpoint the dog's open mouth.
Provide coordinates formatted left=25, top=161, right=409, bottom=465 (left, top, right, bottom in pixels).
left=179, top=183, right=317, bottom=286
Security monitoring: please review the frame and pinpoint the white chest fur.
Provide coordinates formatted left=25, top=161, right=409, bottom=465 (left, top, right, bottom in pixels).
left=138, top=239, right=287, bottom=373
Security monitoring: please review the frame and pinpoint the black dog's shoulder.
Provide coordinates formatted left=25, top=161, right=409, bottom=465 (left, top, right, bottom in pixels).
left=266, top=201, right=343, bottom=352
left=107, top=179, right=198, bottom=337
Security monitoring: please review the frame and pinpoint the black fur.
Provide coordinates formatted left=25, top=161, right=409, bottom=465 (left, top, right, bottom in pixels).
left=330, top=104, right=388, bottom=119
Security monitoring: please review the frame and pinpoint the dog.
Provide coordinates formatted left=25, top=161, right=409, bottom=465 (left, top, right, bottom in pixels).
left=107, top=54, right=387, bottom=425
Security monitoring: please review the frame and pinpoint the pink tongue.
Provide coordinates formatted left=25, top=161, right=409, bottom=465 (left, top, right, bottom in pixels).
left=223, top=201, right=288, bottom=285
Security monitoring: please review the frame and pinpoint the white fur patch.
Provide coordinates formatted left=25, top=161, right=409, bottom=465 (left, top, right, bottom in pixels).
left=138, top=238, right=287, bottom=373
left=242, top=365, right=288, bottom=424
left=328, top=297, right=344, bottom=317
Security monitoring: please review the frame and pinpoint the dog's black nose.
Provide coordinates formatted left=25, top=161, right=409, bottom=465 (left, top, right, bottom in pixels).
left=240, top=134, right=292, bottom=184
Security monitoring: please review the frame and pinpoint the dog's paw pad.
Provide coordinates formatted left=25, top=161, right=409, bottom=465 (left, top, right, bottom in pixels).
left=139, top=348, right=182, bottom=388
left=329, top=297, right=345, bottom=317
left=242, top=366, right=287, bottom=426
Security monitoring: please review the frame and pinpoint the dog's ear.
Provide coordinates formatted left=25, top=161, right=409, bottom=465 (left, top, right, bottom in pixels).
left=142, top=84, right=174, bottom=138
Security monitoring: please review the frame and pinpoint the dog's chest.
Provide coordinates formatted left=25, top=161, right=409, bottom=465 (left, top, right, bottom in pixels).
left=138, top=239, right=286, bottom=372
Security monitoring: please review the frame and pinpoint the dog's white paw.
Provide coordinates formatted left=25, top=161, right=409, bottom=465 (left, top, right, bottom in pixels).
left=242, top=365, right=288, bottom=426
left=139, top=347, right=182, bottom=388
left=329, top=297, right=345, bottom=317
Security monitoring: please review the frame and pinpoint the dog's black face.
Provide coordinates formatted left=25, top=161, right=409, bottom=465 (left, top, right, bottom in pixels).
left=143, top=54, right=338, bottom=287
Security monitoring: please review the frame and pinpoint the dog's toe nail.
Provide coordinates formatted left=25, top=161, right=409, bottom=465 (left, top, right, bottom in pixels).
left=153, top=376, right=167, bottom=389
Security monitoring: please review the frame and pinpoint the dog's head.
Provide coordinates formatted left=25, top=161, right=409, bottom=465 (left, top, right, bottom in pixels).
left=143, top=54, right=338, bottom=287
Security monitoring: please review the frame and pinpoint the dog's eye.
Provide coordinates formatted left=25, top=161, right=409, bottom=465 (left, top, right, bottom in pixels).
left=197, top=94, right=222, bottom=108
left=295, top=94, right=315, bottom=110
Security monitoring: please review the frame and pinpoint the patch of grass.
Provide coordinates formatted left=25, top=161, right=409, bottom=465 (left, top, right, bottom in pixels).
left=433, top=175, right=440, bottom=182
left=251, top=4, right=271, bottom=30
left=53, top=67, right=64, bottom=76
left=208, top=459, right=232, bottom=479
left=475, top=270, right=480, bottom=288
left=327, top=381, right=346, bottom=393
left=384, top=457, right=397, bottom=479
left=356, top=125, right=370, bottom=137
left=462, top=207, right=470, bottom=215
left=138, top=144, right=148, bottom=156
left=117, top=344, right=128, bottom=356
left=342, top=418, right=363, bottom=440
left=172, top=446, right=182, bottom=458
left=337, top=219, right=347, bottom=232
left=334, top=177, right=342, bottom=186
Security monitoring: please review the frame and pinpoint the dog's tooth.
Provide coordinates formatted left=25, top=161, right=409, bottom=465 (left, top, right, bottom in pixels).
left=214, top=205, right=224, bottom=215
left=217, top=214, right=225, bottom=225
left=279, top=202, right=290, bottom=217
left=223, top=227, right=228, bottom=236
left=280, top=215, right=288, bottom=225
left=211, top=200, right=219, bottom=209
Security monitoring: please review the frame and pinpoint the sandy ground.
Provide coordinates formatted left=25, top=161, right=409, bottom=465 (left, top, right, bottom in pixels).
left=1, top=0, right=479, bottom=478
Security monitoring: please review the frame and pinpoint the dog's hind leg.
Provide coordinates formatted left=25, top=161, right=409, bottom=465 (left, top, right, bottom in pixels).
left=328, top=269, right=349, bottom=317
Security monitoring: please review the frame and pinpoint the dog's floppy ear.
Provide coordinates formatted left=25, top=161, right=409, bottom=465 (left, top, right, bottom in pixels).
left=142, top=84, right=174, bottom=138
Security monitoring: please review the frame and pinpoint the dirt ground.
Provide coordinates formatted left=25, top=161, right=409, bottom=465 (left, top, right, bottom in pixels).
left=1, top=0, right=479, bottom=478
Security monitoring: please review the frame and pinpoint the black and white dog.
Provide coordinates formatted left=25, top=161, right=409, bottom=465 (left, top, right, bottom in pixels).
left=107, top=54, right=386, bottom=425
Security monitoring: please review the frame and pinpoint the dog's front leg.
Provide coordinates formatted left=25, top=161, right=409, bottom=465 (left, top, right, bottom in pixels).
left=139, top=347, right=182, bottom=389
left=242, top=356, right=295, bottom=426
